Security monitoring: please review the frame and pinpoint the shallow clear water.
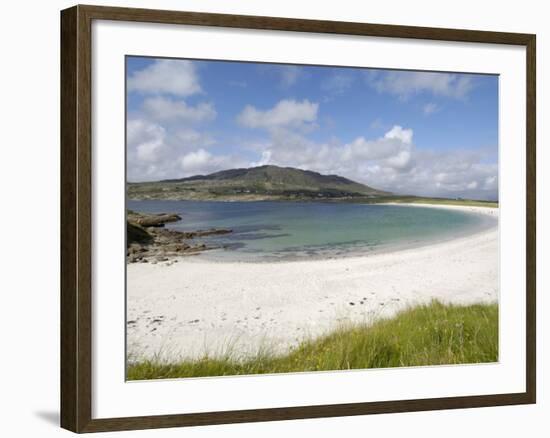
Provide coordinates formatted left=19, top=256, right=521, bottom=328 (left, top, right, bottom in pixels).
left=127, top=200, right=496, bottom=262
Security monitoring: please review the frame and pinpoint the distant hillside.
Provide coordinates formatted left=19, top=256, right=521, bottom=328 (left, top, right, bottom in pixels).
left=128, top=165, right=390, bottom=201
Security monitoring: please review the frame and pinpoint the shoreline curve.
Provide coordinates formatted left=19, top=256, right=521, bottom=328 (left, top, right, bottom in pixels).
left=127, top=204, right=499, bottom=362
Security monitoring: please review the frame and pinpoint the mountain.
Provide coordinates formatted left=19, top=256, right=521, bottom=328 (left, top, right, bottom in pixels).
left=127, top=165, right=390, bottom=201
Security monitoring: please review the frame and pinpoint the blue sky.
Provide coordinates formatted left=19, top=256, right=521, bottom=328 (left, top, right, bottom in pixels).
left=126, top=56, right=498, bottom=200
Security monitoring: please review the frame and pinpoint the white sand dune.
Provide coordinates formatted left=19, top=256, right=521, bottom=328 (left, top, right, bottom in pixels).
left=127, top=204, right=498, bottom=362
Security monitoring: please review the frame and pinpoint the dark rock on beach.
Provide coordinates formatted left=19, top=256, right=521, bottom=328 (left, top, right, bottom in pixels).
left=126, top=210, right=232, bottom=263
left=127, top=222, right=153, bottom=245
left=127, top=210, right=181, bottom=227
left=188, top=228, right=232, bottom=237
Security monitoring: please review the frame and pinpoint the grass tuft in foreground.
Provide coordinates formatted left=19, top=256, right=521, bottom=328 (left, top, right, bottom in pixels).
left=127, top=301, right=498, bottom=380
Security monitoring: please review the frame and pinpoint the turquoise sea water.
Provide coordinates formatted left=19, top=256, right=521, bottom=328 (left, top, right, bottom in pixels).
left=127, top=201, right=496, bottom=261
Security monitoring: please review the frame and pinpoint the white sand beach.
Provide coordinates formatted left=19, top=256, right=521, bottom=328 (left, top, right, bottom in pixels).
left=127, top=204, right=498, bottom=362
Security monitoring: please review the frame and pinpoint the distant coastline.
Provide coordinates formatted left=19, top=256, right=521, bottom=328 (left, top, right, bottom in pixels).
left=128, top=164, right=388, bottom=202
left=128, top=192, right=499, bottom=207
left=127, top=164, right=497, bottom=206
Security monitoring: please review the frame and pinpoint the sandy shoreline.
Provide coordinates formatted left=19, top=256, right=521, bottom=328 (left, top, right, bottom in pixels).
left=127, top=204, right=499, bottom=362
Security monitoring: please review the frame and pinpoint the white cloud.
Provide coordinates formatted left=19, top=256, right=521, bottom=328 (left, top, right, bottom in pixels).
left=484, top=175, right=497, bottom=190
left=257, top=65, right=304, bottom=88
left=251, top=125, right=413, bottom=176
left=395, top=149, right=498, bottom=198
left=250, top=150, right=273, bottom=167
left=127, top=119, right=168, bottom=180
left=126, top=59, right=219, bottom=180
left=321, top=73, right=354, bottom=95
left=127, top=60, right=202, bottom=96
left=249, top=124, right=497, bottom=200
left=142, top=97, right=216, bottom=123
left=384, top=125, right=413, bottom=144
left=384, top=149, right=413, bottom=170
left=180, top=149, right=212, bottom=172
left=128, top=114, right=498, bottom=199
left=278, top=66, right=302, bottom=87
left=237, top=99, right=319, bottom=130
left=127, top=119, right=158, bottom=146
left=423, top=102, right=440, bottom=115
left=127, top=119, right=166, bottom=163
left=127, top=118, right=220, bottom=181
left=366, top=70, right=474, bottom=100
left=342, top=135, right=409, bottom=163
left=174, top=128, right=215, bottom=148
left=136, top=138, right=163, bottom=162
left=126, top=61, right=495, bottom=199
left=180, top=149, right=247, bottom=176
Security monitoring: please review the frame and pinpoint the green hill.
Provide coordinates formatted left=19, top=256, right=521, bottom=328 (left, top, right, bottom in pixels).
left=128, top=165, right=390, bottom=201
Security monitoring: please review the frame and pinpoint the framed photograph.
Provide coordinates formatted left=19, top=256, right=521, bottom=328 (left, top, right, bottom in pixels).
left=60, top=4, right=536, bottom=433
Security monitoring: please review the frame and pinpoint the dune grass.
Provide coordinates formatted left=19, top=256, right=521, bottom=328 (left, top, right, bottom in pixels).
left=127, top=301, right=498, bottom=380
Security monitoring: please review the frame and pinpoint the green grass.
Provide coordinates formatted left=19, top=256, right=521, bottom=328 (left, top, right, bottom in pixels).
left=127, top=301, right=498, bottom=380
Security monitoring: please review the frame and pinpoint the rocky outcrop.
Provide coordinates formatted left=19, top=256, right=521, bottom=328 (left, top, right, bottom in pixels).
left=180, top=228, right=232, bottom=238
left=126, top=210, right=232, bottom=263
left=127, top=222, right=153, bottom=245
left=127, top=211, right=182, bottom=227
